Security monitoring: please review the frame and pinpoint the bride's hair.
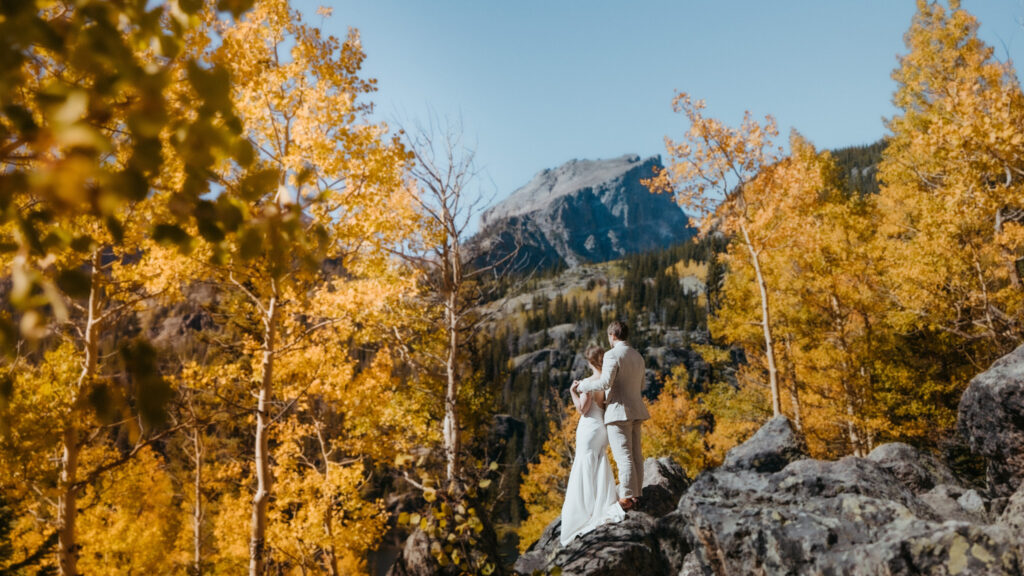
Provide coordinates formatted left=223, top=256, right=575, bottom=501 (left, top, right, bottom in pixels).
left=585, top=345, right=604, bottom=369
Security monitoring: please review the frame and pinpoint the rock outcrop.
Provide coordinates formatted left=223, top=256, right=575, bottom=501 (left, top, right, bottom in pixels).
left=866, top=442, right=964, bottom=494
left=721, top=415, right=806, bottom=473
left=513, top=456, right=690, bottom=576
left=958, top=343, right=1024, bottom=499
left=471, top=154, right=693, bottom=271
left=514, top=343, right=1024, bottom=575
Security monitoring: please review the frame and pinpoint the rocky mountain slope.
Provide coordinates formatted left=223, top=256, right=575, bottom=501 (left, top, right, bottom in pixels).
left=509, top=344, right=1024, bottom=575
left=470, top=154, right=693, bottom=271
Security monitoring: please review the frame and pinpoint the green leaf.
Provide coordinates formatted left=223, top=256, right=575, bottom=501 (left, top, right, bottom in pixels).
left=179, top=0, right=203, bottom=15
left=195, top=201, right=225, bottom=243
left=87, top=382, right=121, bottom=425
left=105, top=216, right=125, bottom=243
left=238, top=167, right=279, bottom=202
left=215, top=195, right=244, bottom=232
left=70, top=234, right=95, bottom=253
left=158, top=34, right=181, bottom=59
left=152, top=224, right=192, bottom=251
left=216, top=0, right=255, bottom=19
left=130, top=136, right=164, bottom=175
left=117, top=167, right=150, bottom=202
left=120, top=339, right=172, bottom=427
left=237, top=226, right=262, bottom=261
left=478, top=479, right=491, bottom=489
left=186, top=61, right=232, bottom=113
left=3, top=105, right=38, bottom=139
left=0, top=318, right=16, bottom=360
left=234, top=138, right=254, bottom=167
left=56, top=268, right=92, bottom=299
left=0, top=372, right=13, bottom=410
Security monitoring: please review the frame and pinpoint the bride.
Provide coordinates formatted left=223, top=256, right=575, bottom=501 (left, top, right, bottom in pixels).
left=560, top=345, right=626, bottom=546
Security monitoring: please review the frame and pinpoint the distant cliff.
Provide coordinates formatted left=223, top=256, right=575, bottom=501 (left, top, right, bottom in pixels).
left=470, top=154, right=693, bottom=271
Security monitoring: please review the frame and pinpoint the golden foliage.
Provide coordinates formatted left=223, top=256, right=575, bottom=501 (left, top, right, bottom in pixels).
left=516, top=405, right=578, bottom=553
left=643, top=365, right=711, bottom=477
left=77, top=448, right=186, bottom=574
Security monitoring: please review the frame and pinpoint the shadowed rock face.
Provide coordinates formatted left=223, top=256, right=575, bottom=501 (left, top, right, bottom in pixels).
left=959, top=343, right=1024, bottom=499
left=513, top=457, right=691, bottom=576
left=867, top=442, right=965, bottom=494
left=470, top=155, right=693, bottom=271
left=512, top=342, right=1024, bottom=576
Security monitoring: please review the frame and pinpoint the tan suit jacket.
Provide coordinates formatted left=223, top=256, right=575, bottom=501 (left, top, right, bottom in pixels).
left=578, top=341, right=650, bottom=424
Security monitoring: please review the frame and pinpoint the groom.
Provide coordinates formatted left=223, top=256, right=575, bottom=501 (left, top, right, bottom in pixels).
left=572, top=320, right=650, bottom=510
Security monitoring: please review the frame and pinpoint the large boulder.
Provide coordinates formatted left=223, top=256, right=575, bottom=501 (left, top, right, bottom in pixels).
left=675, top=454, right=938, bottom=574
left=918, top=484, right=990, bottom=524
left=512, top=456, right=690, bottom=575
left=958, top=343, right=1024, bottom=498
left=386, top=530, right=438, bottom=576
left=637, top=457, right=690, bottom=517
left=998, top=482, right=1024, bottom=559
left=541, top=513, right=679, bottom=576
left=673, top=445, right=1018, bottom=575
left=511, top=518, right=562, bottom=576
left=867, top=442, right=964, bottom=494
left=830, top=522, right=1021, bottom=575
left=722, top=415, right=808, bottom=473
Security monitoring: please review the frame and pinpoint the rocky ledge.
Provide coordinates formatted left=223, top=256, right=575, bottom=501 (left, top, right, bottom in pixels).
left=514, top=344, right=1024, bottom=575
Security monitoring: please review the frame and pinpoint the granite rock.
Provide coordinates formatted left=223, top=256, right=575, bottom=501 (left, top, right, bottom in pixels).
left=471, top=154, right=693, bottom=271
left=958, top=343, right=1024, bottom=498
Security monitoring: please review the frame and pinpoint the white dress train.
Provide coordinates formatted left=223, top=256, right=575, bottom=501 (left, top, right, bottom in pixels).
left=559, top=384, right=626, bottom=546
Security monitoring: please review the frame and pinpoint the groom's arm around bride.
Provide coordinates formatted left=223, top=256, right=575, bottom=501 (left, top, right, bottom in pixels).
left=571, top=321, right=650, bottom=507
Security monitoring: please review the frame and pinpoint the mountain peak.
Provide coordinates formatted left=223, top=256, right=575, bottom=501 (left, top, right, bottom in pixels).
left=482, top=154, right=649, bottom=227
left=471, top=154, right=692, bottom=270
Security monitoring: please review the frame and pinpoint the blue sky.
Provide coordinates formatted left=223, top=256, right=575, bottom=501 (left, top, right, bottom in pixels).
left=293, top=1, right=1024, bottom=228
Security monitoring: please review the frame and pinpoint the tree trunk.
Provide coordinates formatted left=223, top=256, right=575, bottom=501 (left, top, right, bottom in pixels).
left=443, top=291, right=460, bottom=486
left=249, top=294, right=277, bottom=576
left=57, top=425, right=79, bottom=576
left=845, top=394, right=862, bottom=457
left=995, top=207, right=1022, bottom=289
left=783, top=337, right=802, bottom=432
left=740, top=222, right=781, bottom=417
left=57, top=249, right=101, bottom=576
left=192, top=428, right=204, bottom=576
left=315, top=423, right=339, bottom=576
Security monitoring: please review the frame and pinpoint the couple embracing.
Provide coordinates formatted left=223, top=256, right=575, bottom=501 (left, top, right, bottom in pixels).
left=560, top=320, right=650, bottom=546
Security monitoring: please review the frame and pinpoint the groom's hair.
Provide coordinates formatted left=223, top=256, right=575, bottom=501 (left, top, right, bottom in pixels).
left=607, top=320, right=628, bottom=341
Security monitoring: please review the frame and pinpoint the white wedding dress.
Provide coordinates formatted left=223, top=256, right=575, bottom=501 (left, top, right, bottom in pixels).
left=559, top=377, right=626, bottom=546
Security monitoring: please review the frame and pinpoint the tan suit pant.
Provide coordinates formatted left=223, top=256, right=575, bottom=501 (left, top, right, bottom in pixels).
left=607, top=420, right=643, bottom=499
